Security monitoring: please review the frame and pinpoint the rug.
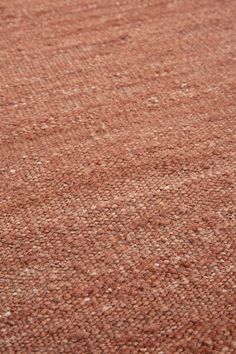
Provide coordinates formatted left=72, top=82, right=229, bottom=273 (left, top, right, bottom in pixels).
left=0, top=0, right=236, bottom=352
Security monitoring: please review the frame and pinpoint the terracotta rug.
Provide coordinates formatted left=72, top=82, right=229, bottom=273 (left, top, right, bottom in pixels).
left=0, top=0, right=236, bottom=352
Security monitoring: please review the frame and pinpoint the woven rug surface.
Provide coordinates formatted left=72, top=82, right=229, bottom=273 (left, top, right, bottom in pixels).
left=0, top=0, right=236, bottom=352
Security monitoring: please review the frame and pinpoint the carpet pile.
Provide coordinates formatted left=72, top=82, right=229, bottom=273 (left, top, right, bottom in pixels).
left=0, top=0, right=236, bottom=352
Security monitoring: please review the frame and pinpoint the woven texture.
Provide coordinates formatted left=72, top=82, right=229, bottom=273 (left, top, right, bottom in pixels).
left=0, top=0, right=236, bottom=352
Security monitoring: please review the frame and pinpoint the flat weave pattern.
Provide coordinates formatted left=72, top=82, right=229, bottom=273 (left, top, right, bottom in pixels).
left=0, top=0, right=236, bottom=353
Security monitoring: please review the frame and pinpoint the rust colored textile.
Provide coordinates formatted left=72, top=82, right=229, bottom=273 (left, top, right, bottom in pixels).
left=0, top=0, right=236, bottom=352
